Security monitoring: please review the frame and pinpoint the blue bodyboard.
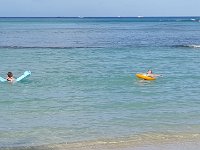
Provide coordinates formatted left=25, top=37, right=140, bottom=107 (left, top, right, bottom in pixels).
left=0, top=77, right=7, bottom=82
left=16, top=71, right=31, bottom=82
left=0, top=71, right=31, bottom=82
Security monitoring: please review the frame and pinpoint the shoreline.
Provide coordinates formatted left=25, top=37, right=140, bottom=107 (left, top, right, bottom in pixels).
left=2, top=132, right=200, bottom=150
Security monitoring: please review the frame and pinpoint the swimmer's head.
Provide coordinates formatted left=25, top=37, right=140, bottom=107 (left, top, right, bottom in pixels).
left=7, top=72, right=13, bottom=78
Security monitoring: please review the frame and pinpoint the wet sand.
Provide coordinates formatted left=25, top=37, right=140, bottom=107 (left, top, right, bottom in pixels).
left=2, top=133, right=200, bottom=150
left=3, top=141, right=200, bottom=150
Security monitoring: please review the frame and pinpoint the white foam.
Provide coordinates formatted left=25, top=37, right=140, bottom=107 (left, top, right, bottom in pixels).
left=188, top=45, right=200, bottom=48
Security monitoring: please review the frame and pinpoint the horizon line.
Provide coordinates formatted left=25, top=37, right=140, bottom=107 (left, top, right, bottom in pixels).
left=0, top=16, right=200, bottom=18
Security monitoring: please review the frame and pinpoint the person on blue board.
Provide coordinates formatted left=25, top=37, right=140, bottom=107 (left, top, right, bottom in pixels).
left=146, top=70, right=161, bottom=78
left=6, top=72, right=15, bottom=82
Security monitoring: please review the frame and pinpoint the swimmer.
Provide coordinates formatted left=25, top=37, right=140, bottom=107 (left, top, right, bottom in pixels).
left=146, top=70, right=161, bottom=78
left=6, top=72, right=15, bottom=82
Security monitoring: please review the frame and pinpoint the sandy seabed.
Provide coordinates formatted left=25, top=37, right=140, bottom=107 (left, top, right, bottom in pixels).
left=2, top=133, right=200, bottom=150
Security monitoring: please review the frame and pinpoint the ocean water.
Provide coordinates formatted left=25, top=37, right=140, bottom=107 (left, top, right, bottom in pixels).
left=0, top=17, right=200, bottom=148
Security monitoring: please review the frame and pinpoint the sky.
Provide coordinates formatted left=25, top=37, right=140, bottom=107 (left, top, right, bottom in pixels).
left=0, top=0, right=200, bottom=17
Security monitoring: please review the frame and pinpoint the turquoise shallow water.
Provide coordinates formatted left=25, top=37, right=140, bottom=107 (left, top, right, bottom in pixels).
left=0, top=17, right=200, bottom=148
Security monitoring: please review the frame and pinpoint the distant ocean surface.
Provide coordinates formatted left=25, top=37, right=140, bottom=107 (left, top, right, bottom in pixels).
left=0, top=17, right=200, bottom=149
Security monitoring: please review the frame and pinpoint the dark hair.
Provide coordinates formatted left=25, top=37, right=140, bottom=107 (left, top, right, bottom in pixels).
left=147, top=70, right=153, bottom=73
left=7, top=72, right=13, bottom=78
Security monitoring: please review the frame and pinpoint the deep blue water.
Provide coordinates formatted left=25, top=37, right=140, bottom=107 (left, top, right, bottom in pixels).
left=0, top=17, right=200, bottom=148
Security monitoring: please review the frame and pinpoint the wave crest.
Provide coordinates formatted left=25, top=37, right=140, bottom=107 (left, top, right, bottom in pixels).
left=175, top=44, right=200, bottom=48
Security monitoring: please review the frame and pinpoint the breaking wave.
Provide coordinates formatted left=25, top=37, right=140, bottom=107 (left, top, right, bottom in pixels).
left=175, top=44, right=200, bottom=48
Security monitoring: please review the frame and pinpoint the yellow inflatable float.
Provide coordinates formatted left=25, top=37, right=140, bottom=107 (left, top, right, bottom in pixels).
left=136, top=73, right=156, bottom=80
